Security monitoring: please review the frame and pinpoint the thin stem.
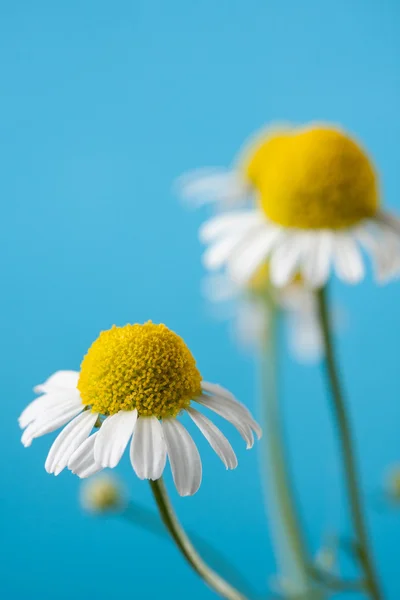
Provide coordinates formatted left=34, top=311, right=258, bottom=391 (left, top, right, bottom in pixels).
left=260, top=294, right=322, bottom=598
left=316, top=286, right=382, bottom=600
left=121, top=502, right=258, bottom=599
left=149, top=478, right=248, bottom=600
left=308, top=565, right=365, bottom=593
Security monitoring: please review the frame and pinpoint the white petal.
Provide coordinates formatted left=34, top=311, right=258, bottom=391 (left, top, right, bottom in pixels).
left=130, top=417, right=167, bottom=480
left=288, top=313, right=323, bottom=364
left=176, top=168, right=249, bottom=208
left=162, top=419, right=202, bottom=496
left=18, top=392, right=81, bottom=429
left=187, top=408, right=237, bottom=469
left=68, top=433, right=103, bottom=478
left=21, top=401, right=83, bottom=447
left=376, top=210, right=400, bottom=235
left=333, top=234, right=365, bottom=284
left=201, top=381, right=262, bottom=439
left=301, top=232, right=334, bottom=288
left=358, top=222, right=400, bottom=283
left=94, top=410, right=138, bottom=468
left=199, top=211, right=263, bottom=243
left=45, top=410, right=98, bottom=475
left=201, top=381, right=236, bottom=401
left=34, top=370, right=80, bottom=394
left=227, top=226, right=282, bottom=285
left=195, top=395, right=254, bottom=449
left=269, top=233, right=306, bottom=287
left=234, top=299, right=268, bottom=348
left=202, top=231, right=251, bottom=270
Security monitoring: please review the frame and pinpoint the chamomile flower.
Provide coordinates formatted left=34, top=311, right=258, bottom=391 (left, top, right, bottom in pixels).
left=180, top=123, right=400, bottom=288
left=19, top=322, right=261, bottom=496
left=203, top=270, right=325, bottom=363
left=384, top=465, right=400, bottom=504
left=80, top=473, right=125, bottom=513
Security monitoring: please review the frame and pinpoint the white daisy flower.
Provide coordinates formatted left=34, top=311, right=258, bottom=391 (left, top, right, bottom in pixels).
left=203, top=272, right=325, bottom=363
left=179, top=123, right=400, bottom=288
left=19, top=322, right=261, bottom=497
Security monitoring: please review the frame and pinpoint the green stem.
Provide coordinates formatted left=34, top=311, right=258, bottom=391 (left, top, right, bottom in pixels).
left=260, top=295, right=322, bottom=598
left=149, top=478, right=248, bottom=600
left=121, top=502, right=258, bottom=599
left=309, top=565, right=365, bottom=593
left=316, top=286, right=382, bottom=600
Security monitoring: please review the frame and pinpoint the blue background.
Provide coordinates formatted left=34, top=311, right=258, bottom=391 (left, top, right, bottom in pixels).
left=1, top=1, right=400, bottom=598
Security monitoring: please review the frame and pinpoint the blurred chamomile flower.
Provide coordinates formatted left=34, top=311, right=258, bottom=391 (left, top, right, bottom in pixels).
left=19, top=322, right=261, bottom=496
left=80, top=473, right=125, bottom=514
left=203, top=268, right=325, bottom=363
left=383, top=465, right=400, bottom=505
left=179, top=123, right=400, bottom=288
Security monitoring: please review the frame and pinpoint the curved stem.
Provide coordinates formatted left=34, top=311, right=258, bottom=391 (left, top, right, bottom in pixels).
left=316, top=286, right=382, bottom=600
left=260, top=295, right=322, bottom=598
left=121, top=502, right=258, bottom=599
left=149, top=478, right=248, bottom=600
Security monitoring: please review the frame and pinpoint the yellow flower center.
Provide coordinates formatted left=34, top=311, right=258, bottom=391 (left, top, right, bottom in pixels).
left=78, top=322, right=202, bottom=419
left=243, top=125, right=379, bottom=229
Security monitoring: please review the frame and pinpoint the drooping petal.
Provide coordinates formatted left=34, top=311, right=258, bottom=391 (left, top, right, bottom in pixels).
left=34, top=371, right=80, bottom=394
left=187, top=408, right=237, bottom=469
left=375, top=210, right=400, bottom=235
left=358, top=220, right=400, bottom=283
left=201, top=381, right=236, bottom=401
left=288, top=312, right=324, bottom=364
left=203, top=232, right=252, bottom=271
left=162, top=419, right=202, bottom=496
left=227, top=226, right=282, bottom=285
left=199, top=211, right=264, bottom=244
left=68, top=433, right=103, bottom=479
left=333, top=234, right=365, bottom=284
left=194, top=394, right=254, bottom=449
left=269, top=233, right=306, bottom=287
left=130, top=417, right=167, bottom=480
left=94, top=410, right=138, bottom=469
left=176, top=168, right=250, bottom=208
left=19, top=392, right=80, bottom=429
left=45, top=410, right=98, bottom=475
left=201, top=382, right=262, bottom=439
left=233, top=298, right=268, bottom=349
left=301, top=232, right=334, bottom=288
left=21, top=401, right=83, bottom=447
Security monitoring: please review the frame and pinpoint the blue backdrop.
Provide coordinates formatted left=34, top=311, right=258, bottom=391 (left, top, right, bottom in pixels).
left=1, top=1, right=400, bottom=598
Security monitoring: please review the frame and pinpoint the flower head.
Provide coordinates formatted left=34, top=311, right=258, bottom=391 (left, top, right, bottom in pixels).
left=80, top=473, right=125, bottom=513
left=244, top=125, right=378, bottom=230
left=181, top=123, right=400, bottom=288
left=78, top=323, right=202, bottom=419
left=19, top=322, right=261, bottom=496
left=203, top=267, right=326, bottom=363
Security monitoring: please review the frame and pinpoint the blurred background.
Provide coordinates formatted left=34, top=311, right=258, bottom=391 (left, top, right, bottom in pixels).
left=1, top=0, right=400, bottom=598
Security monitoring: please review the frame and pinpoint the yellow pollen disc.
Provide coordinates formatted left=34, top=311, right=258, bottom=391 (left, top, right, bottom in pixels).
left=78, top=322, right=202, bottom=419
left=243, top=125, right=379, bottom=229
